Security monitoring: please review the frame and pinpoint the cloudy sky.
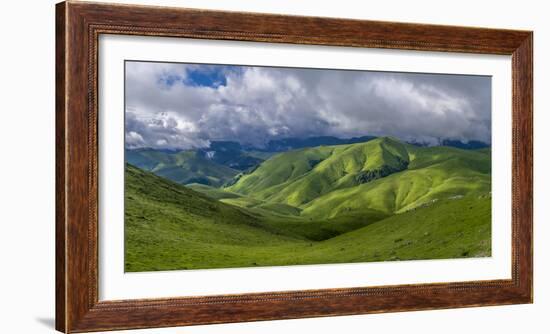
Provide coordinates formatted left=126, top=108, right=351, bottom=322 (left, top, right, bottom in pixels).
left=125, top=61, right=491, bottom=150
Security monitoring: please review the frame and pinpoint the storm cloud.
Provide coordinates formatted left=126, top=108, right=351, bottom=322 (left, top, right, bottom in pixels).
left=125, top=61, right=491, bottom=150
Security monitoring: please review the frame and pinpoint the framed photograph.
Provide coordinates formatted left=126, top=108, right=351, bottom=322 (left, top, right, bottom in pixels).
left=56, top=1, right=532, bottom=332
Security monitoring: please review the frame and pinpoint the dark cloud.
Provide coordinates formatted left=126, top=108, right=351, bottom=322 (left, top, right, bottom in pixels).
left=125, top=61, right=491, bottom=149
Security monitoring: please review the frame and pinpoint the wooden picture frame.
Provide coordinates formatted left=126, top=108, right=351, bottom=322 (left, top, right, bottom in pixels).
left=56, top=1, right=533, bottom=332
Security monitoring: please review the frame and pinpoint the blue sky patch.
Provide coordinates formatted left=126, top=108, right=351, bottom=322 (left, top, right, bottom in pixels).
left=185, top=66, right=228, bottom=88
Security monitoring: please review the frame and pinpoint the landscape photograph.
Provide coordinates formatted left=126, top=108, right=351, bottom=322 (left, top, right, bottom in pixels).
left=124, top=60, right=492, bottom=272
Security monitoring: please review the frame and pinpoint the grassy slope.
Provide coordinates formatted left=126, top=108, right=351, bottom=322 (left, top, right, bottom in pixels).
left=227, top=138, right=490, bottom=218
left=187, top=183, right=242, bottom=200
left=183, top=138, right=491, bottom=243
left=188, top=183, right=304, bottom=217
left=303, top=146, right=490, bottom=217
left=244, top=150, right=278, bottom=160
left=126, top=149, right=238, bottom=187
left=189, top=175, right=393, bottom=238
left=125, top=163, right=491, bottom=271
left=226, top=138, right=409, bottom=207
left=286, top=195, right=491, bottom=265
left=226, top=146, right=334, bottom=197
left=124, top=164, right=303, bottom=272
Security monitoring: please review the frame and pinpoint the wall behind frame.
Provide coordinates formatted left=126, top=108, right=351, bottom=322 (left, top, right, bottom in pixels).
left=0, top=0, right=546, bottom=333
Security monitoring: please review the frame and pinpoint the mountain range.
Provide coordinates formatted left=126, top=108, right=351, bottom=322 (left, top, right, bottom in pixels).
left=125, top=136, right=492, bottom=271
left=126, top=135, right=489, bottom=187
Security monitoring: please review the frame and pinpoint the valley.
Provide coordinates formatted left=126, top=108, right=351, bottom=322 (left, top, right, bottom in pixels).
left=125, top=137, right=491, bottom=271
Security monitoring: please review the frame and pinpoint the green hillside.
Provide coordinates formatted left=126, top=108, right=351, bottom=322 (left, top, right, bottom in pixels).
left=227, top=138, right=410, bottom=206
left=188, top=183, right=306, bottom=219
left=227, top=137, right=491, bottom=217
left=187, top=183, right=242, bottom=200
left=303, top=147, right=490, bottom=218
left=125, top=136, right=491, bottom=271
left=257, top=195, right=491, bottom=265
left=125, top=163, right=491, bottom=271
left=124, top=164, right=304, bottom=271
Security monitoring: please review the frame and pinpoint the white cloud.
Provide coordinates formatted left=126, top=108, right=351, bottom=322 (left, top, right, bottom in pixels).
left=125, top=61, right=491, bottom=149
left=125, top=131, right=144, bottom=147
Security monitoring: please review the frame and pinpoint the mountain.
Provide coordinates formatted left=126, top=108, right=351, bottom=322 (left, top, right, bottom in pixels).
left=125, top=136, right=489, bottom=188
left=125, top=136, right=491, bottom=271
left=408, top=139, right=490, bottom=150
left=260, top=135, right=489, bottom=152
left=125, top=148, right=238, bottom=187
left=125, top=140, right=269, bottom=186
left=227, top=137, right=410, bottom=207
left=261, top=135, right=376, bottom=152
left=196, top=141, right=263, bottom=171
left=440, top=139, right=490, bottom=150
left=125, top=163, right=491, bottom=271
left=301, top=145, right=490, bottom=218
left=226, top=137, right=491, bottom=216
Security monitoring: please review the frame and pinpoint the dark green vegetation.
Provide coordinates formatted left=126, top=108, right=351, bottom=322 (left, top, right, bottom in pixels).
left=125, top=137, right=491, bottom=271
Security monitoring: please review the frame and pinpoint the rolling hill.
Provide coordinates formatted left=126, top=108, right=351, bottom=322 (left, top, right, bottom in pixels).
left=125, top=136, right=489, bottom=189
left=226, top=137, right=409, bottom=205
left=125, top=136, right=491, bottom=271
left=302, top=144, right=491, bottom=218
left=125, top=162, right=491, bottom=271
left=226, top=137, right=490, bottom=216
